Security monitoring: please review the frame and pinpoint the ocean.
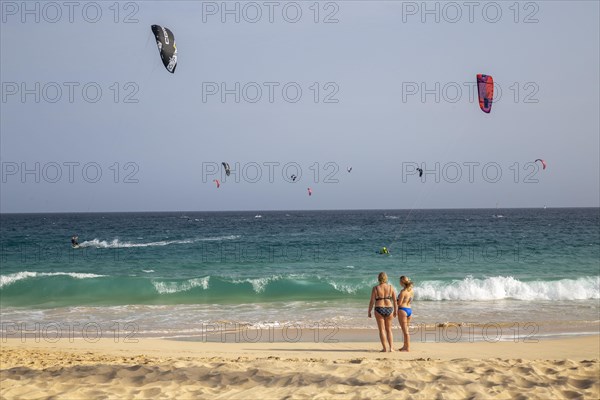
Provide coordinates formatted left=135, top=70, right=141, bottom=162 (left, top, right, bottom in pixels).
left=1, top=208, right=598, bottom=341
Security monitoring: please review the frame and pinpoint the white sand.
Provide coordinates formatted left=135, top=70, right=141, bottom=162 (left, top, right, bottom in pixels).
left=1, top=335, right=599, bottom=399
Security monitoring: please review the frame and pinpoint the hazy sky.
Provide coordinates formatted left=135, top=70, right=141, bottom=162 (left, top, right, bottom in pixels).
left=1, top=0, right=599, bottom=212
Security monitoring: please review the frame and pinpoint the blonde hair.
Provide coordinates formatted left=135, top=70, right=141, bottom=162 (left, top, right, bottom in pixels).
left=400, top=275, right=413, bottom=290
left=378, top=272, right=388, bottom=284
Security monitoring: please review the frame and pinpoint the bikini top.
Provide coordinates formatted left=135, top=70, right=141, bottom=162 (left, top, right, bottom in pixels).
left=375, top=285, right=393, bottom=301
left=398, top=290, right=413, bottom=304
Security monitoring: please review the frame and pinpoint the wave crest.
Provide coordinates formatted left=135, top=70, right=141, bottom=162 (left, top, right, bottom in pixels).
left=232, top=276, right=281, bottom=293
left=152, top=277, right=210, bottom=294
left=417, top=276, right=600, bottom=301
left=0, top=271, right=106, bottom=289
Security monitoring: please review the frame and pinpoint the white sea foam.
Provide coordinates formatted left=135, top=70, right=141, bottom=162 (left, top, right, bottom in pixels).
left=417, top=276, right=600, bottom=301
left=152, top=276, right=210, bottom=294
left=0, top=271, right=106, bottom=289
left=327, top=280, right=375, bottom=294
left=197, top=235, right=241, bottom=241
left=233, top=276, right=281, bottom=293
left=79, top=238, right=188, bottom=248
left=328, top=282, right=360, bottom=294
left=79, top=235, right=240, bottom=248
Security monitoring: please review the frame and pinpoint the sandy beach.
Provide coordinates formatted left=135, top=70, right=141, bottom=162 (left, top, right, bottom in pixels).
left=2, top=0, right=599, bottom=396
left=1, top=334, right=598, bottom=399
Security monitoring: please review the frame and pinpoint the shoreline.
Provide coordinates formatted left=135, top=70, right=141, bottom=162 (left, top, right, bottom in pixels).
left=2, top=336, right=599, bottom=399
left=3, top=335, right=599, bottom=361
left=2, top=335, right=599, bottom=362
left=171, top=324, right=600, bottom=343
left=2, top=318, right=598, bottom=343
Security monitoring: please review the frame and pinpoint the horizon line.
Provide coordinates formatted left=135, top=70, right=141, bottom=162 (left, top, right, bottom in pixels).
left=1, top=206, right=599, bottom=215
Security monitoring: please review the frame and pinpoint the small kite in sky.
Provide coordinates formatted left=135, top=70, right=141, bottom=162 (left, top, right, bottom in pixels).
left=535, top=159, right=547, bottom=170
left=151, top=25, right=178, bottom=73
left=477, top=74, right=493, bottom=113
left=222, top=162, right=231, bottom=176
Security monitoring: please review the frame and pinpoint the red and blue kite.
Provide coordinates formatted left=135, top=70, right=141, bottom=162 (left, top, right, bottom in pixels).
left=477, top=74, right=494, bottom=113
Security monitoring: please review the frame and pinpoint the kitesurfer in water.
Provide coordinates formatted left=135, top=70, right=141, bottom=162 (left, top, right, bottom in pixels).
left=71, top=236, right=79, bottom=246
left=379, top=247, right=389, bottom=255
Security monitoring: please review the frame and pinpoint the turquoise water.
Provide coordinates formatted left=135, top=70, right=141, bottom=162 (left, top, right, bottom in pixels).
left=1, top=208, right=598, bottom=338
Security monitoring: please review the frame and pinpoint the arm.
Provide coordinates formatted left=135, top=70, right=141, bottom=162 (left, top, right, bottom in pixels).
left=368, top=287, right=375, bottom=318
left=392, top=288, right=398, bottom=317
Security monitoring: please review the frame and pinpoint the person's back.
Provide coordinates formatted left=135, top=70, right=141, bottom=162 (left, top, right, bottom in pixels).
left=375, top=284, right=394, bottom=307
left=398, top=287, right=413, bottom=308
left=397, top=275, right=413, bottom=351
left=368, top=272, right=397, bottom=352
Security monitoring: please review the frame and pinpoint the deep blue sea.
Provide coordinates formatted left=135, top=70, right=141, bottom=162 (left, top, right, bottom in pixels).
left=1, top=208, right=598, bottom=339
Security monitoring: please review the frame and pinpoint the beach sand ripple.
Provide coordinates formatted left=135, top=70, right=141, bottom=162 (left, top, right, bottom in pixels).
left=2, top=347, right=599, bottom=399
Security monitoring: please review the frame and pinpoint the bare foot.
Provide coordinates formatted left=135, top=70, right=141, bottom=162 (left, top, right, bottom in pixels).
left=380, top=349, right=387, bottom=352
left=389, top=349, right=395, bottom=352
left=399, top=348, right=409, bottom=352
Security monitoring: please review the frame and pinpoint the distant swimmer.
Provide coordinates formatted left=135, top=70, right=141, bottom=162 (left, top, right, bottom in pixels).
left=379, top=247, right=389, bottom=255
left=71, top=235, right=79, bottom=248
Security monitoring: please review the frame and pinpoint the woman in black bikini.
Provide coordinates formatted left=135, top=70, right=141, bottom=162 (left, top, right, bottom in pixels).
left=368, top=272, right=397, bottom=352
